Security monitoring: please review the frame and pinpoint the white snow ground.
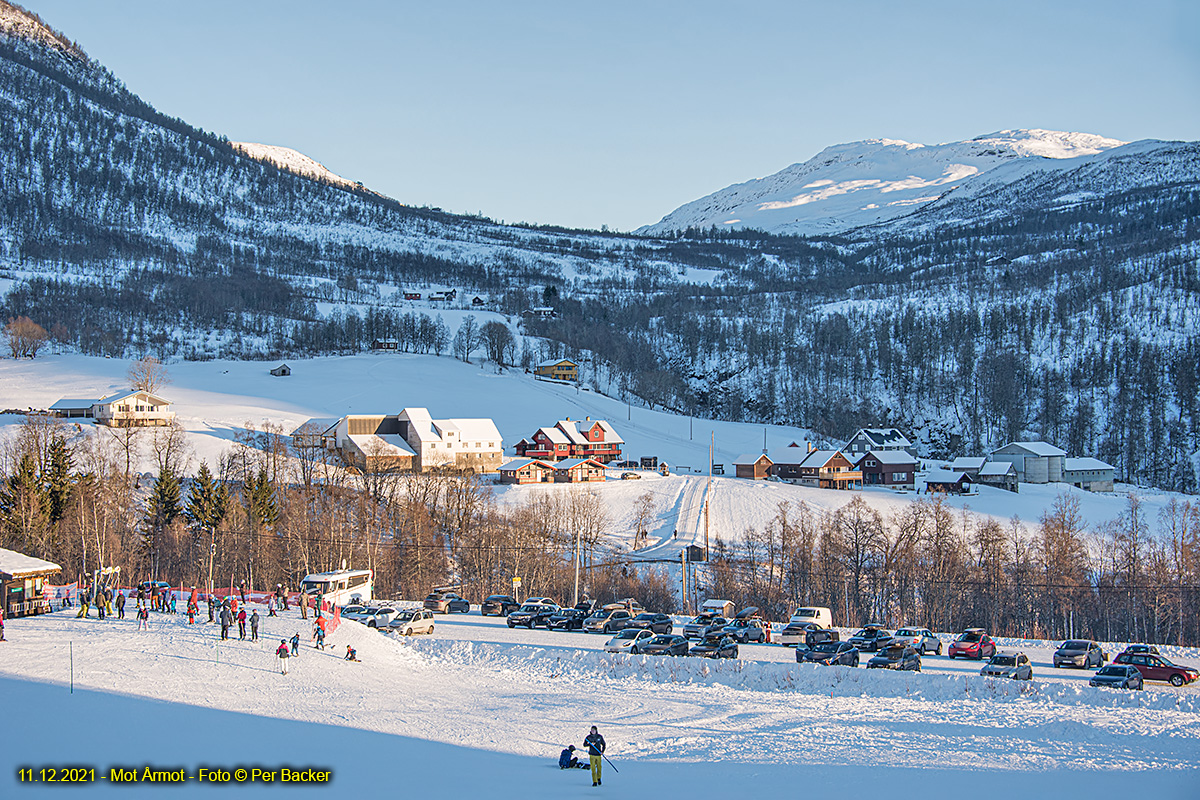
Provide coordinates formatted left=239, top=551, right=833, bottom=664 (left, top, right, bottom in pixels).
left=2, top=607, right=1198, bottom=798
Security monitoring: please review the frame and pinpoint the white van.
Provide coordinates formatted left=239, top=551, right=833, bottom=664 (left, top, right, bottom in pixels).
left=788, top=606, right=833, bottom=628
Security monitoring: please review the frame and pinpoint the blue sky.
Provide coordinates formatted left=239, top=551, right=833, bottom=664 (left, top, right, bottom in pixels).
left=29, top=0, right=1200, bottom=231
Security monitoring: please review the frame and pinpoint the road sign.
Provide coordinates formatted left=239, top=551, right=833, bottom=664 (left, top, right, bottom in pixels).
left=511, top=577, right=522, bottom=588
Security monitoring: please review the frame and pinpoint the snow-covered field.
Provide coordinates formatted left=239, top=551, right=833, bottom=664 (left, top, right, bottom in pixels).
left=3, top=605, right=1198, bottom=798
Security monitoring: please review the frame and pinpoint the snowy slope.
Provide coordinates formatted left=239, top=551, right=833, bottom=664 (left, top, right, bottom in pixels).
left=231, top=142, right=360, bottom=191
left=3, top=608, right=1199, bottom=798
left=639, top=130, right=1128, bottom=236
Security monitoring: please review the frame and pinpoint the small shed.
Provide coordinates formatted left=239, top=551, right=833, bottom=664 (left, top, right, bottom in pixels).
left=270, top=364, right=291, bottom=377
left=734, top=453, right=773, bottom=480
left=977, top=461, right=1018, bottom=493
left=472, top=296, right=486, bottom=306
left=1, top=547, right=61, bottom=618
left=950, top=457, right=987, bottom=477
left=924, top=469, right=973, bottom=495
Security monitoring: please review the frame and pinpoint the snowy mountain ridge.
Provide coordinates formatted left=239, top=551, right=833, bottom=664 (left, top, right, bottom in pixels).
left=639, top=129, right=1137, bottom=236
left=231, top=142, right=361, bottom=192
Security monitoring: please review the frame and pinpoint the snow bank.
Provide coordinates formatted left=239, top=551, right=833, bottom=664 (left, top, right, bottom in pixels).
left=399, top=638, right=1200, bottom=714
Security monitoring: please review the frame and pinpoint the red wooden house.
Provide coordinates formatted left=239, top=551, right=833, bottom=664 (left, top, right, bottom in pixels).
left=513, top=417, right=623, bottom=463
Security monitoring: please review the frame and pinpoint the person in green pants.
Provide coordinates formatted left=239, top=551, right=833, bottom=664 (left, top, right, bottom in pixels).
left=584, top=726, right=606, bottom=787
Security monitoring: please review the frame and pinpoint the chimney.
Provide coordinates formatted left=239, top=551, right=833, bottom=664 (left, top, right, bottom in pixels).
left=807, top=441, right=814, bottom=453
left=585, top=416, right=591, bottom=421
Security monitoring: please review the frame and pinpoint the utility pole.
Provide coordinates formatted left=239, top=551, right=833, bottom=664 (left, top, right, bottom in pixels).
left=681, top=548, right=687, bottom=614
left=705, top=432, right=713, bottom=557
left=573, top=522, right=582, bottom=607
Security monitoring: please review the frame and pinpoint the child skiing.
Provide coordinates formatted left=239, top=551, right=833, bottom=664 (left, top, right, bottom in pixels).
left=137, top=604, right=150, bottom=631
left=277, top=640, right=291, bottom=674
left=344, top=645, right=359, bottom=662
left=290, top=632, right=300, bottom=657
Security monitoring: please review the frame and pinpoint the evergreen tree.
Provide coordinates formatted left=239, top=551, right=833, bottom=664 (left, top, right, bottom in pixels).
left=147, top=469, right=182, bottom=529
left=245, top=469, right=279, bottom=530
left=45, top=433, right=73, bottom=524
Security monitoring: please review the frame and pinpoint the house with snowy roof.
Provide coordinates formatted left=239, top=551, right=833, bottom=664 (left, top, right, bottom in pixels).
left=498, top=458, right=556, bottom=484
left=513, top=417, right=622, bottom=463
left=950, top=457, right=987, bottom=477
left=976, top=461, right=1018, bottom=493
left=397, top=407, right=503, bottom=474
left=923, top=468, right=973, bottom=495
left=989, top=441, right=1066, bottom=484
left=733, top=453, right=773, bottom=480
left=766, top=443, right=861, bottom=489
left=1, top=546, right=60, bottom=617
left=844, top=427, right=917, bottom=458
left=1061, top=458, right=1115, bottom=492
left=552, top=457, right=607, bottom=483
left=855, top=449, right=918, bottom=489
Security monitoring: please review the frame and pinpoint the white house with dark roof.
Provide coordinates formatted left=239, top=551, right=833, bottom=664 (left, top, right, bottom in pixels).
left=1061, top=458, right=1115, bottom=492
left=844, top=428, right=917, bottom=458
left=989, top=441, right=1066, bottom=484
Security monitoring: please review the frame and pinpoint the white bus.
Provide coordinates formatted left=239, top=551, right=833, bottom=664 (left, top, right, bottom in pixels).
left=300, top=569, right=373, bottom=607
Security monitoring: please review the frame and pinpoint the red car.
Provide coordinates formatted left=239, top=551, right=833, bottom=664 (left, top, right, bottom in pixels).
left=1113, top=651, right=1199, bottom=687
left=948, top=628, right=996, bottom=660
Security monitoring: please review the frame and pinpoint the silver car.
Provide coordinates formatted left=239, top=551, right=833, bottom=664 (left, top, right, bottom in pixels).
left=892, top=627, right=942, bottom=655
left=604, top=628, right=654, bottom=654
left=387, top=608, right=435, bottom=636
left=981, top=651, right=1033, bottom=680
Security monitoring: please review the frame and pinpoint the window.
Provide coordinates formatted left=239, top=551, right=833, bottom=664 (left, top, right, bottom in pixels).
left=893, top=472, right=908, bottom=482
left=866, top=460, right=877, bottom=467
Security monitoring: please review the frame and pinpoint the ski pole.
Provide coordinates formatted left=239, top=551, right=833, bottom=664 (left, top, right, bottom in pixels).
left=601, top=752, right=619, bottom=774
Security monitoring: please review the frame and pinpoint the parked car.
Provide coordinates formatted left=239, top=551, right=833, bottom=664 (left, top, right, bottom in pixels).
left=424, top=591, right=470, bottom=614
left=788, top=606, right=834, bottom=628
left=683, top=615, right=729, bottom=640
left=525, top=596, right=557, bottom=606
left=604, top=628, right=655, bottom=654
left=721, top=608, right=770, bottom=643
left=1053, top=640, right=1106, bottom=669
left=388, top=608, right=435, bottom=636
left=507, top=602, right=560, bottom=629
left=1118, top=644, right=1160, bottom=657
left=1113, top=651, right=1199, bottom=687
left=848, top=625, right=894, bottom=652
left=613, top=460, right=639, bottom=469
left=867, top=644, right=922, bottom=671
left=780, top=621, right=823, bottom=647
left=1090, top=664, right=1144, bottom=690
left=640, top=634, right=690, bottom=656
left=584, top=607, right=634, bottom=634
left=340, top=604, right=370, bottom=621
left=892, top=628, right=942, bottom=655
left=980, top=652, right=1033, bottom=680
left=690, top=634, right=739, bottom=659
left=547, top=608, right=589, bottom=631
left=805, top=628, right=840, bottom=650
left=626, top=612, right=673, bottom=634
left=362, top=606, right=402, bottom=628
left=948, top=629, right=996, bottom=660
left=798, top=641, right=860, bottom=667
left=480, top=595, right=520, bottom=616
left=620, top=472, right=641, bottom=480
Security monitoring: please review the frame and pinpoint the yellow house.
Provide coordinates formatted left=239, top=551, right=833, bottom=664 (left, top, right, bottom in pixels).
left=534, top=358, right=578, bottom=382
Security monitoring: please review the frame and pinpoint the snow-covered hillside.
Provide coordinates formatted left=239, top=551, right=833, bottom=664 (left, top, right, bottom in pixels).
left=639, top=130, right=1129, bottom=235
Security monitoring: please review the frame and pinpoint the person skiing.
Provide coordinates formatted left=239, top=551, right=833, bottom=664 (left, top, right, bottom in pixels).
left=207, top=595, right=215, bottom=623
left=559, top=745, right=582, bottom=769
left=237, top=608, right=247, bottom=640
left=584, top=725, right=606, bottom=786
left=238, top=579, right=247, bottom=605
left=314, top=616, right=326, bottom=650
left=170, top=593, right=177, bottom=614
left=277, top=639, right=291, bottom=674
left=96, top=592, right=106, bottom=620
left=250, top=610, right=259, bottom=642
left=105, top=586, right=114, bottom=615
left=76, top=584, right=90, bottom=618
left=290, top=632, right=300, bottom=657
left=151, top=585, right=159, bottom=612
left=116, top=591, right=125, bottom=620
left=268, top=600, right=277, bottom=617
left=344, top=645, right=358, bottom=661
left=137, top=604, right=150, bottom=631
left=219, top=603, right=231, bottom=640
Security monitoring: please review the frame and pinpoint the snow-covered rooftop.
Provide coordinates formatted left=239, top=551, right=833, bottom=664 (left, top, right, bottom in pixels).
left=1063, top=457, right=1115, bottom=472
left=0, top=547, right=61, bottom=578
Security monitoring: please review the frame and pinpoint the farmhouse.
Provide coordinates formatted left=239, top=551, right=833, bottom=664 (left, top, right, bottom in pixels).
left=552, top=457, right=607, bottom=483
left=1061, top=458, right=1115, bottom=492
left=989, top=441, right=1065, bottom=484
left=534, top=359, right=578, bottom=382
left=498, top=458, right=555, bottom=484
left=397, top=407, right=503, bottom=474
left=1, top=546, right=60, bottom=618
left=855, top=449, right=917, bottom=489
left=792, top=449, right=862, bottom=490
left=844, top=428, right=917, bottom=458
left=325, top=415, right=415, bottom=472
left=924, top=468, right=973, bottom=495
left=733, top=453, right=773, bottom=480
left=371, top=339, right=399, bottom=351
left=50, top=390, right=175, bottom=426
left=950, top=457, right=986, bottom=477
left=513, top=418, right=623, bottom=463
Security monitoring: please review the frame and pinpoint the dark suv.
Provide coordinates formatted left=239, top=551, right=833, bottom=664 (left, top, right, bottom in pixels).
left=507, top=602, right=559, bottom=628
left=1113, top=651, right=1199, bottom=687
left=867, top=644, right=921, bottom=671
left=848, top=625, right=893, bottom=652
left=424, top=591, right=469, bottom=614
left=626, top=612, right=673, bottom=634
left=481, top=595, right=520, bottom=616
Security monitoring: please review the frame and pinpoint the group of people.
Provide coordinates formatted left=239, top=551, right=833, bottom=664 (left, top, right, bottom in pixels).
left=216, top=596, right=260, bottom=642
left=559, top=726, right=608, bottom=786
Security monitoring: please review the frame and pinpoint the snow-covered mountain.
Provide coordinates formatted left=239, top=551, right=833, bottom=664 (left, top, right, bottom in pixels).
left=231, top=142, right=361, bottom=192
left=639, top=130, right=1136, bottom=236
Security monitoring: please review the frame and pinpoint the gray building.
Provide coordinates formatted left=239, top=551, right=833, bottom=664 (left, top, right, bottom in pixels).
left=1061, top=458, right=1115, bottom=492
left=989, top=442, right=1065, bottom=484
